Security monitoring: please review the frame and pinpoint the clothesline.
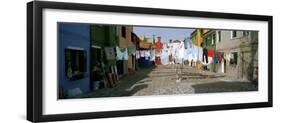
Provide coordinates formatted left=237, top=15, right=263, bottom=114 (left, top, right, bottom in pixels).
left=115, top=42, right=227, bottom=67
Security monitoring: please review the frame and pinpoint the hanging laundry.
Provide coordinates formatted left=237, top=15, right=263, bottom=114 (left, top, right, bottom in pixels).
left=150, top=49, right=155, bottom=61
left=207, top=49, right=215, bottom=57
left=191, top=44, right=199, bottom=61
left=161, top=48, right=169, bottom=65
left=198, top=46, right=203, bottom=62
left=183, top=49, right=189, bottom=61
left=217, top=52, right=222, bottom=62
left=155, top=56, right=161, bottom=65
left=202, top=48, right=208, bottom=63
left=144, top=50, right=150, bottom=57
left=185, top=44, right=192, bottom=61
left=213, top=52, right=218, bottom=63
left=201, top=57, right=213, bottom=66
left=221, top=59, right=225, bottom=73
left=168, top=42, right=173, bottom=49
left=184, top=38, right=192, bottom=49
left=144, top=50, right=150, bottom=60
left=140, top=50, right=145, bottom=57
left=116, top=46, right=128, bottom=60
left=155, top=50, right=162, bottom=57
left=175, top=42, right=185, bottom=64
left=178, top=42, right=185, bottom=59
left=168, top=46, right=173, bottom=64
left=221, top=52, right=225, bottom=61
left=171, top=43, right=178, bottom=57
left=136, top=50, right=140, bottom=59
left=224, top=53, right=231, bottom=61
left=154, top=41, right=163, bottom=52
left=200, top=48, right=214, bottom=66
left=191, top=45, right=203, bottom=62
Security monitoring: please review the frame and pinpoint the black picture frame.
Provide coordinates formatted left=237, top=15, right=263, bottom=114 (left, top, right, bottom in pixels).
left=27, top=1, right=273, bottom=122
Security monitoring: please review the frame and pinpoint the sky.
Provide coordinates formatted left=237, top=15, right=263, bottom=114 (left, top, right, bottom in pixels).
left=133, top=26, right=194, bottom=43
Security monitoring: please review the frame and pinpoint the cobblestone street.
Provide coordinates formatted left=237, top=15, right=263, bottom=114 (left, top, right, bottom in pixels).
left=84, top=64, right=257, bottom=98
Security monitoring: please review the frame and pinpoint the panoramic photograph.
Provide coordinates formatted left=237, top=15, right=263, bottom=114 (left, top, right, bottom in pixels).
left=58, top=22, right=259, bottom=99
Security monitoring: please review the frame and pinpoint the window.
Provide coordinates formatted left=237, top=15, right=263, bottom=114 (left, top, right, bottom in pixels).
left=212, top=33, right=216, bottom=45
left=230, top=52, right=238, bottom=65
left=121, top=26, right=126, bottom=38
left=204, top=38, right=208, bottom=47
left=65, top=48, right=87, bottom=80
left=203, top=36, right=212, bottom=46
left=207, top=36, right=211, bottom=45
left=243, top=31, right=249, bottom=37
left=218, top=31, right=221, bottom=42
left=231, top=30, right=237, bottom=39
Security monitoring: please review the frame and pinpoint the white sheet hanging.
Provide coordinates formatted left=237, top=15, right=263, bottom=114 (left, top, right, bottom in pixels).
left=161, top=48, right=170, bottom=65
left=175, top=42, right=185, bottom=63
left=136, top=51, right=140, bottom=59
left=150, top=49, right=155, bottom=61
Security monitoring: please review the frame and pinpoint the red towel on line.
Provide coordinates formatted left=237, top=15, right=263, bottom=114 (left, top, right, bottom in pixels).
left=207, top=49, right=214, bottom=57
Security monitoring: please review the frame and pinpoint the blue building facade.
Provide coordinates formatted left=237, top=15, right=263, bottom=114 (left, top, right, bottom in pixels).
left=58, top=23, right=91, bottom=98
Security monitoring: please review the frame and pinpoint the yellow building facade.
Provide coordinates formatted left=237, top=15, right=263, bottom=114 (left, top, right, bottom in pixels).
left=191, top=29, right=209, bottom=46
left=190, top=29, right=209, bottom=69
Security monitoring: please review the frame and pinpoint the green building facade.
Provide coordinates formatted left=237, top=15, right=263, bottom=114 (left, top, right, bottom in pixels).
left=202, top=30, right=217, bottom=72
left=90, top=25, right=119, bottom=72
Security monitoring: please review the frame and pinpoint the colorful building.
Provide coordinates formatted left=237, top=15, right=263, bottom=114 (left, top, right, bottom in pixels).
left=202, top=30, right=217, bottom=72
left=90, top=25, right=118, bottom=68
left=216, top=30, right=258, bottom=81
left=90, top=25, right=119, bottom=89
left=59, top=24, right=136, bottom=98
left=58, top=23, right=91, bottom=98
left=190, top=29, right=209, bottom=69
left=116, top=26, right=135, bottom=75
left=190, top=29, right=209, bottom=46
